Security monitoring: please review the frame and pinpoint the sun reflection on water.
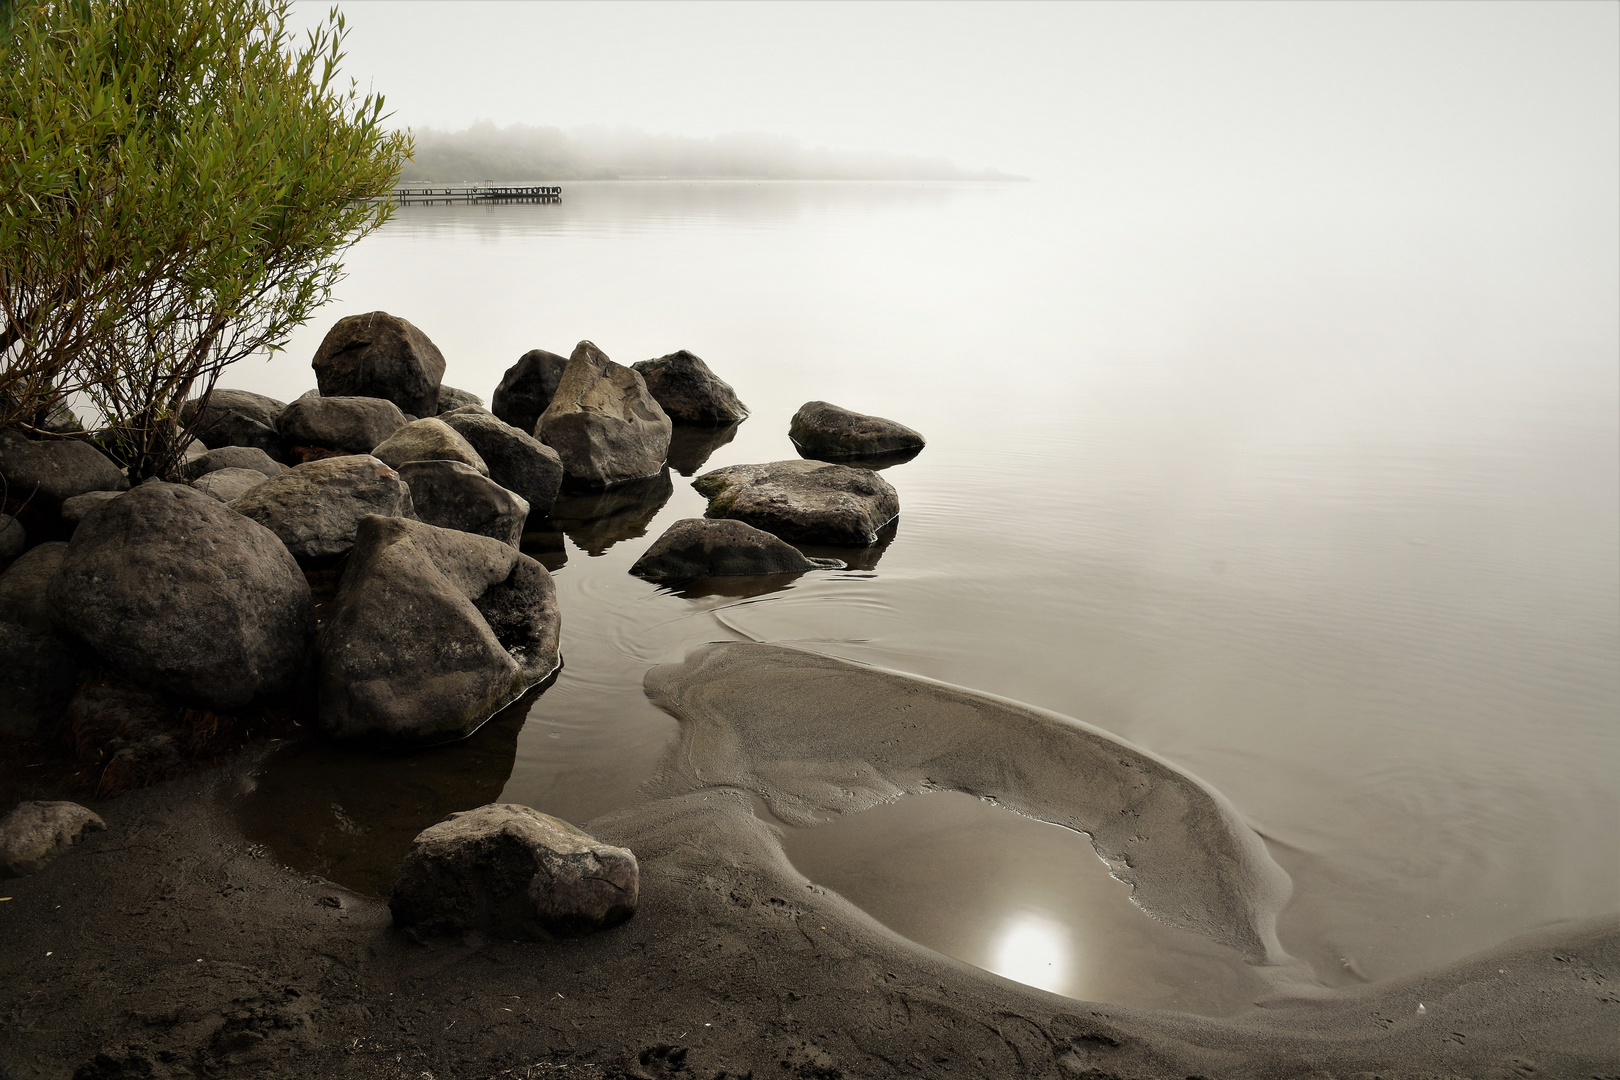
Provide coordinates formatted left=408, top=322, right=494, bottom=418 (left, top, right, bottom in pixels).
left=990, top=914, right=1073, bottom=995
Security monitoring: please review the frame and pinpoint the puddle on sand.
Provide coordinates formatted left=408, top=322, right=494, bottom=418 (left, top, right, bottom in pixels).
left=767, top=789, right=1271, bottom=1015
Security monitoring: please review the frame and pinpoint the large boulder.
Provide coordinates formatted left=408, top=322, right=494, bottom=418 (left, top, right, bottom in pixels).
left=0, top=428, right=128, bottom=513
left=632, top=350, right=749, bottom=425
left=47, top=482, right=312, bottom=709
left=311, top=311, right=447, bottom=417
left=318, top=515, right=560, bottom=746
left=0, top=802, right=105, bottom=877
left=440, top=406, right=563, bottom=517
left=275, top=394, right=409, bottom=458
left=371, top=417, right=488, bottom=475
left=390, top=804, right=637, bottom=939
left=435, top=384, right=483, bottom=415
left=630, top=518, right=843, bottom=582
left=788, top=400, right=926, bottom=461
left=231, top=455, right=415, bottom=562
left=491, top=348, right=569, bottom=436
left=191, top=467, right=270, bottom=504
left=180, top=389, right=287, bottom=459
left=180, top=445, right=288, bottom=481
left=0, top=512, right=23, bottom=568
left=537, top=341, right=671, bottom=489
left=0, top=541, right=67, bottom=633
left=692, top=460, right=900, bottom=546
left=0, top=622, right=83, bottom=737
left=397, top=460, right=528, bottom=548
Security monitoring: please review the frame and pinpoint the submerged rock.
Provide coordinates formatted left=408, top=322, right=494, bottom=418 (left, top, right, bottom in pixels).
left=311, top=311, right=447, bottom=417
left=59, top=490, right=122, bottom=526
left=435, top=384, right=483, bottom=415
left=318, top=515, right=560, bottom=746
left=397, top=460, right=528, bottom=547
left=0, top=801, right=105, bottom=877
left=275, top=394, right=409, bottom=458
left=180, top=389, right=287, bottom=459
left=0, top=622, right=82, bottom=737
left=48, top=482, right=312, bottom=709
left=630, top=518, right=843, bottom=582
left=0, top=428, right=129, bottom=514
left=191, top=467, right=270, bottom=504
left=440, top=406, right=564, bottom=518
left=390, top=803, right=637, bottom=939
left=0, top=541, right=67, bottom=632
left=632, top=350, right=749, bottom=425
left=789, top=400, right=925, bottom=461
left=537, top=341, right=672, bottom=489
left=180, top=445, right=288, bottom=481
left=491, top=348, right=570, bottom=435
left=371, top=417, right=489, bottom=475
left=693, top=459, right=899, bottom=546
left=231, top=455, right=415, bottom=562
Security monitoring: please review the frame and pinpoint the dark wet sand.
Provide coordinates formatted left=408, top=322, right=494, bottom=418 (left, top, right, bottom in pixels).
left=2, top=645, right=1616, bottom=1078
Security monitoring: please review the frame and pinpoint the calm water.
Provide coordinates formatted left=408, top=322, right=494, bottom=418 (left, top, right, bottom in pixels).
left=234, top=180, right=1619, bottom=1010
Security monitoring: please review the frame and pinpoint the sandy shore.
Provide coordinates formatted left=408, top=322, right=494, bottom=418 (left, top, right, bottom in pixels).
left=2, top=646, right=1616, bottom=1078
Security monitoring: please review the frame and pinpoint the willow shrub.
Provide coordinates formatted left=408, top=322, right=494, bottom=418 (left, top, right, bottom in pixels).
left=0, top=0, right=410, bottom=479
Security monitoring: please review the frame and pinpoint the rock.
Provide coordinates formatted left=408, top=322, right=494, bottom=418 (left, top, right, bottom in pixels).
left=0, top=801, right=105, bottom=877
left=318, top=515, right=560, bottom=746
left=390, top=803, right=636, bottom=939
left=0, top=622, right=83, bottom=737
left=230, top=455, right=415, bottom=562
left=397, top=460, right=528, bottom=547
left=180, top=438, right=209, bottom=461
left=0, top=541, right=67, bottom=632
left=693, top=460, right=900, bottom=546
left=60, top=490, right=122, bottom=526
left=0, top=428, right=129, bottom=512
left=0, top=512, right=23, bottom=567
left=311, top=311, right=447, bottom=417
left=180, top=388, right=287, bottom=459
left=180, top=445, right=288, bottom=481
left=47, top=481, right=312, bottom=708
left=789, top=400, right=926, bottom=461
left=39, top=400, right=85, bottom=435
left=537, top=341, right=671, bottom=489
left=439, top=406, right=563, bottom=516
left=275, top=394, right=409, bottom=457
left=631, top=518, right=844, bottom=581
left=192, top=467, right=270, bottom=504
left=435, top=384, right=483, bottom=414
left=371, top=417, right=488, bottom=475
left=491, top=348, right=569, bottom=435
left=632, top=350, right=749, bottom=425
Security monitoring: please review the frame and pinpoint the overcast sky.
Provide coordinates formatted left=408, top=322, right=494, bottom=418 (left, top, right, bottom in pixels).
left=288, top=2, right=1616, bottom=212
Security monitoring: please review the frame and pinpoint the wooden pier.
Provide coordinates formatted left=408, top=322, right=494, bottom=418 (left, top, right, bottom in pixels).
left=388, top=184, right=561, bottom=205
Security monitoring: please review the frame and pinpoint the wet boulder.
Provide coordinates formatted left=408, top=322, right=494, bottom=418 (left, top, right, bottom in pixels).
left=630, top=518, right=843, bottom=582
left=491, top=348, right=569, bottom=435
left=390, top=804, right=637, bottom=939
left=0, top=513, right=23, bottom=568
left=0, top=622, right=82, bottom=737
left=632, top=350, right=749, bottom=425
left=435, top=384, right=483, bottom=414
left=0, top=428, right=129, bottom=514
left=47, top=482, right=312, bottom=709
left=371, top=417, right=489, bottom=475
left=440, top=406, right=563, bottom=517
left=693, top=460, right=900, bottom=546
left=789, top=400, right=925, bottom=461
left=180, top=389, right=287, bottom=459
left=275, top=394, right=409, bottom=458
left=0, top=541, right=67, bottom=632
left=192, top=467, right=270, bottom=504
left=231, top=455, right=415, bottom=562
left=60, top=490, right=122, bottom=526
left=312, top=311, right=447, bottom=417
left=397, top=460, right=528, bottom=548
left=318, top=515, right=560, bottom=746
left=180, top=445, right=288, bottom=482
left=0, top=801, right=105, bottom=877
left=537, top=341, right=672, bottom=489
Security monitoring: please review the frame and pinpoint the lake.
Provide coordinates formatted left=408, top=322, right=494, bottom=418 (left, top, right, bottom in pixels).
left=232, top=180, right=1619, bottom=1013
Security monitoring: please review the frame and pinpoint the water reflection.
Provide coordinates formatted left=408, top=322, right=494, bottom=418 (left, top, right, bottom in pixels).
left=793, top=518, right=898, bottom=571
left=794, top=444, right=923, bottom=471
left=546, top=469, right=674, bottom=555
left=231, top=685, right=543, bottom=896
left=666, top=423, right=740, bottom=477
left=774, top=789, right=1269, bottom=1014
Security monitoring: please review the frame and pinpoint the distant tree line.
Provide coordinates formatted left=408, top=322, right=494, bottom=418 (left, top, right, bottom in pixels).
left=401, top=123, right=1026, bottom=183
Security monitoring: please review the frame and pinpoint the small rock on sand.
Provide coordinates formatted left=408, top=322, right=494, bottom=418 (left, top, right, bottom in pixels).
left=0, top=801, right=106, bottom=877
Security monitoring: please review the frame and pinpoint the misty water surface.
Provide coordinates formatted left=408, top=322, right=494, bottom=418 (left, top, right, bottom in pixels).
left=236, top=180, right=1618, bottom=1009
